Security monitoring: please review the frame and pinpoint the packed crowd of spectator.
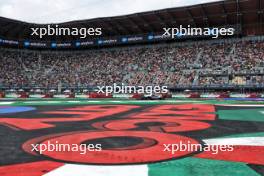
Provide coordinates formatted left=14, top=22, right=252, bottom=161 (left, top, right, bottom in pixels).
left=0, top=39, right=263, bottom=88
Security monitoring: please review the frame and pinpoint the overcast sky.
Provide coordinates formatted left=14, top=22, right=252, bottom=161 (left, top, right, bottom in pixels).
left=0, top=0, right=218, bottom=24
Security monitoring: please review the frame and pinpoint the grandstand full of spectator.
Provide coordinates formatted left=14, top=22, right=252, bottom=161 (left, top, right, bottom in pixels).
left=0, top=39, right=264, bottom=88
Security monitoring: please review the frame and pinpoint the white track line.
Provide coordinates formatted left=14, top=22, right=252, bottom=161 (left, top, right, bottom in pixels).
left=217, top=104, right=264, bottom=107
left=203, top=137, right=264, bottom=146
left=0, top=102, right=14, bottom=105
left=43, top=164, right=148, bottom=176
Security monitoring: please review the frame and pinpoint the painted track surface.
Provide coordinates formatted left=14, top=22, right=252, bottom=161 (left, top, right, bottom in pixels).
left=0, top=99, right=263, bottom=176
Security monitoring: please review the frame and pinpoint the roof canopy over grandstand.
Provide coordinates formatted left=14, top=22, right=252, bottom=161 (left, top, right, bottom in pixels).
left=0, top=0, right=263, bottom=42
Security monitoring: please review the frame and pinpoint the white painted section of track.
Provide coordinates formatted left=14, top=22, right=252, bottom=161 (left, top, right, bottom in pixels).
left=45, top=101, right=62, bottom=103
left=0, top=102, right=14, bottom=105
left=203, top=137, right=264, bottom=146
left=163, top=100, right=202, bottom=103
left=217, top=104, right=264, bottom=107
left=67, top=101, right=81, bottom=103
left=24, top=101, right=44, bottom=104
left=44, top=164, right=148, bottom=176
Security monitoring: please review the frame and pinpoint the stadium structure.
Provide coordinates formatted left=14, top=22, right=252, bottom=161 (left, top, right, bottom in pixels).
left=0, top=0, right=264, bottom=176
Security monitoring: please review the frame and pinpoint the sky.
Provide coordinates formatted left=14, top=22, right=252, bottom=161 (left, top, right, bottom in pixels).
left=0, top=0, right=219, bottom=24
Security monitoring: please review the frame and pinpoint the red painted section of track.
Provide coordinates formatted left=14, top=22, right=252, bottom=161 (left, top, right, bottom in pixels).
left=195, top=145, right=264, bottom=165
left=133, top=104, right=216, bottom=120
left=2, top=104, right=219, bottom=166
left=0, top=161, right=63, bottom=176
left=0, top=105, right=138, bottom=130
left=38, top=131, right=199, bottom=164
left=99, top=118, right=211, bottom=132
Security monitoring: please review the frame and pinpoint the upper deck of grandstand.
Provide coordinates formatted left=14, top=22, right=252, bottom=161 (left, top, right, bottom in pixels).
left=0, top=0, right=263, bottom=42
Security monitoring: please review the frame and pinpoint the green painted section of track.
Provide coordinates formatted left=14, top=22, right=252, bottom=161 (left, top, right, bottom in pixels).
left=218, top=109, right=264, bottom=122
left=148, top=157, right=260, bottom=176
left=220, top=132, right=264, bottom=138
